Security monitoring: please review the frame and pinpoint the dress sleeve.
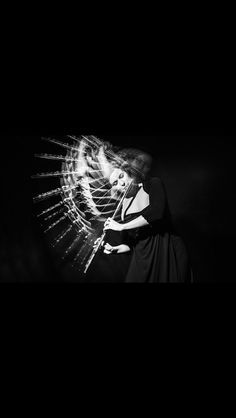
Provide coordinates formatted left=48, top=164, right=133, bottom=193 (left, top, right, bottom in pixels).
left=120, top=231, right=134, bottom=249
left=140, top=177, right=166, bottom=224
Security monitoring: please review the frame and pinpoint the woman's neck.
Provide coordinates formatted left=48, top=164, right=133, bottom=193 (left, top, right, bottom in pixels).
left=125, top=183, right=141, bottom=198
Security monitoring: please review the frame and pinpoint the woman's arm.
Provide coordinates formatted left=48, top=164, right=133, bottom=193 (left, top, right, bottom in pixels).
left=103, top=216, right=149, bottom=232
left=104, top=243, right=131, bottom=254
left=103, top=178, right=166, bottom=232
left=121, top=215, right=149, bottom=230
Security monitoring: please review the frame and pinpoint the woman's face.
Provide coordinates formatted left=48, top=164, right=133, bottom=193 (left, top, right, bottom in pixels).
left=109, top=169, right=131, bottom=193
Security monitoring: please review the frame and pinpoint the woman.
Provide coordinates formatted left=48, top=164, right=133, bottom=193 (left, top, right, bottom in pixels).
left=102, top=154, right=192, bottom=283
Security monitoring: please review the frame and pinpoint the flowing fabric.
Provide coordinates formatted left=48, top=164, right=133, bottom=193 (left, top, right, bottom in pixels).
left=122, top=177, right=192, bottom=283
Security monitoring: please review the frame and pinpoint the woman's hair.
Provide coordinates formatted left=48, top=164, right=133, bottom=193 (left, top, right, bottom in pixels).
left=116, top=148, right=153, bottom=182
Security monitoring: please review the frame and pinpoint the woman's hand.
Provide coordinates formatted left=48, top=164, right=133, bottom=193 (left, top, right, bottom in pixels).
left=104, top=243, right=117, bottom=254
left=103, top=218, right=123, bottom=232
left=103, top=243, right=131, bottom=255
left=93, top=237, right=104, bottom=249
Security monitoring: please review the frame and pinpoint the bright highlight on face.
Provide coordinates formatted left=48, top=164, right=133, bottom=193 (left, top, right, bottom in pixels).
left=109, top=169, right=129, bottom=191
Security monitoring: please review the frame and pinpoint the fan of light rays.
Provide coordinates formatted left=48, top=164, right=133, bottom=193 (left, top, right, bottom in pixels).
left=32, top=135, right=127, bottom=274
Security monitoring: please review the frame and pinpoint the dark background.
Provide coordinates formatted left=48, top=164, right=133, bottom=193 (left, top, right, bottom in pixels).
left=0, top=2, right=234, bottom=286
left=0, top=130, right=235, bottom=283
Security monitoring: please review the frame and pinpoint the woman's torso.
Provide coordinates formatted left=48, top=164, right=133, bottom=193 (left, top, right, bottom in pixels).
left=121, top=179, right=192, bottom=282
left=121, top=184, right=149, bottom=221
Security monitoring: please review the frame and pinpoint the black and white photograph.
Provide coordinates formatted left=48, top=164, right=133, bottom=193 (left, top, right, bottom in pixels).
left=1, top=127, right=235, bottom=284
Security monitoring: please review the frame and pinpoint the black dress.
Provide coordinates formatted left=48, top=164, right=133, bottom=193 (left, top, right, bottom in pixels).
left=122, top=177, right=192, bottom=283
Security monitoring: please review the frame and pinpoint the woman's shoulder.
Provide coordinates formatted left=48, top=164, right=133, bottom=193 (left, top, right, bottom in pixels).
left=143, top=176, right=163, bottom=191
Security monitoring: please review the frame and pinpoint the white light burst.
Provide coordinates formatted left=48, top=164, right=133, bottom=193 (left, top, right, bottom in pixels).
left=32, top=135, right=127, bottom=274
